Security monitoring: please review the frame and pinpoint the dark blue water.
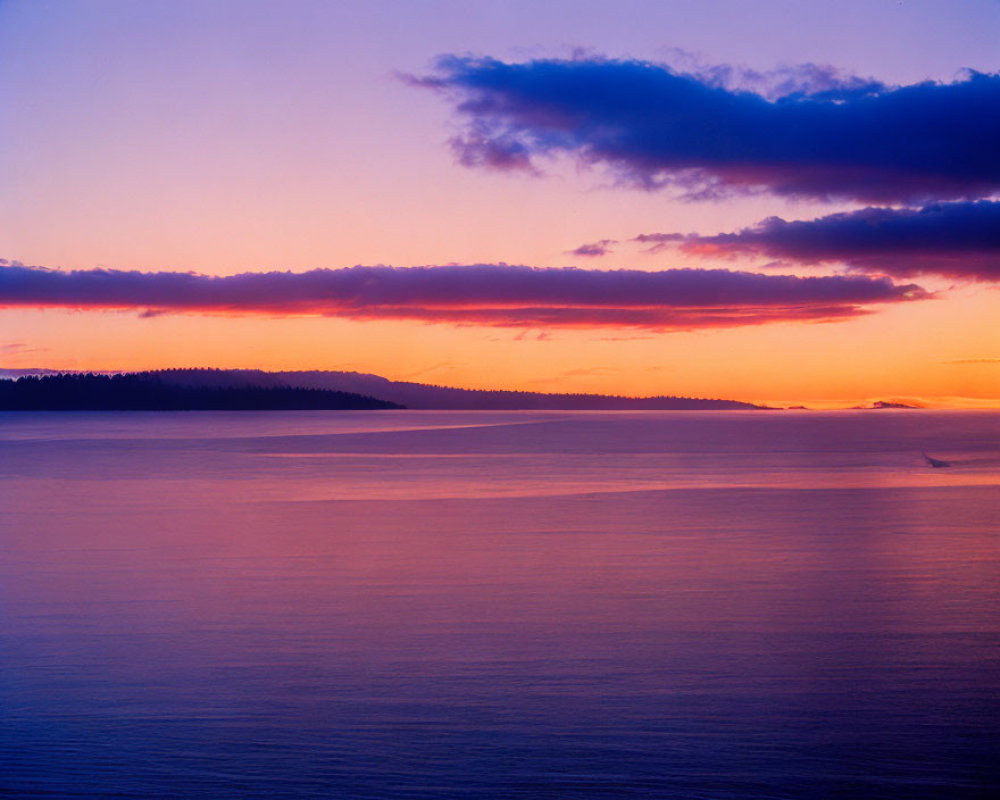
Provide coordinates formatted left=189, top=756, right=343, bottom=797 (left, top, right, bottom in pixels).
left=1, top=411, right=998, bottom=798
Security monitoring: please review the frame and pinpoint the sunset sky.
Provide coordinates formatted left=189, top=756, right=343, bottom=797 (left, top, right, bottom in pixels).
left=2, top=0, right=998, bottom=407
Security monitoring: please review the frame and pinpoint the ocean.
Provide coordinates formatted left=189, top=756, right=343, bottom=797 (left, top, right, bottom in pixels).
left=1, top=410, right=997, bottom=798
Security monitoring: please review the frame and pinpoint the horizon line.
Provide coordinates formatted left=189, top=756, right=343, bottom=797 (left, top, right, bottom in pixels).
left=2, top=365, right=998, bottom=411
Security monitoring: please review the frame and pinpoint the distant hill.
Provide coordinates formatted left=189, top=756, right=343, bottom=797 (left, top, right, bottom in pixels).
left=0, top=373, right=401, bottom=411
left=148, top=368, right=763, bottom=410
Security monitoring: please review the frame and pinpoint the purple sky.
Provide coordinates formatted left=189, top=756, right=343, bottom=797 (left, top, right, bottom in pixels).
left=1, top=0, right=998, bottom=404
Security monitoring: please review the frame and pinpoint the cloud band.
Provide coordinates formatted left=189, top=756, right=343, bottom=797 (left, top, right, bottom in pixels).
left=415, top=56, right=1000, bottom=203
left=640, top=200, right=1000, bottom=280
left=0, top=262, right=926, bottom=330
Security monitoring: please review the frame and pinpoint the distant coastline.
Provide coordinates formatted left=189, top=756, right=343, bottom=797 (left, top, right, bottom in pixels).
left=0, top=368, right=762, bottom=411
left=0, top=373, right=401, bottom=411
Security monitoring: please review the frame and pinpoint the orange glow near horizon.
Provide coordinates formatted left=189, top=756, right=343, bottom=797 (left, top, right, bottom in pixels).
left=2, top=278, right=997, bottom=408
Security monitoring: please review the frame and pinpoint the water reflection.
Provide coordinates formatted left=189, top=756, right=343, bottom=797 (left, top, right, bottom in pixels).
left=1, top=412, right=998, bottom=798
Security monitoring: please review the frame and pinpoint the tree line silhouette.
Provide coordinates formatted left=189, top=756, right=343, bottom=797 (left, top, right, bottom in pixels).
left=141, top=368, right=762, bottom=410
left=0, top=373, right=402, bottom=411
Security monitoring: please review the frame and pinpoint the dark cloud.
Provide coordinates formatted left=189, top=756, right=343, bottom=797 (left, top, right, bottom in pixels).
left=567, top=239, right=617, bottom=257
left=415, top=56, right=1000, bottom=203
left=0, top=262, right=926, bottom=331
left=646, top=200, right=1000, bottom=280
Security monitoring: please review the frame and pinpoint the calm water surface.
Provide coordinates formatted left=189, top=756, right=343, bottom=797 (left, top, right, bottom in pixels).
left=1, top=410, right=998, bottom=798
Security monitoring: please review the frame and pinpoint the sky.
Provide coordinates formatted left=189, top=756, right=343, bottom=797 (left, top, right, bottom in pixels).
left=1, top=0, right=998, bottom=407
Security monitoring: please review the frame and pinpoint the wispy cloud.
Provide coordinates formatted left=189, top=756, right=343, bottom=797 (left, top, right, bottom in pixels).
left=0, top=341, right=46, bottom=354
left=639, top=201, right=1000, bottom=280
left=413, top=56, right=1000, bottom=203
left=633, top=233, right=686, bottom=253
left=400, top=361, right=461, bottom=379
left=0, top=262, right=928, bottom=331
left=513, top=329, right=555, bottom=341
left=567, top=239, right=617, bottom=257
left=659, top=52, right=889, bottom=101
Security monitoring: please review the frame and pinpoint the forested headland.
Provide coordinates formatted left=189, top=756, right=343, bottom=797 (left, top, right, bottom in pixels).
left=0, top=373, right=402, bottom=411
